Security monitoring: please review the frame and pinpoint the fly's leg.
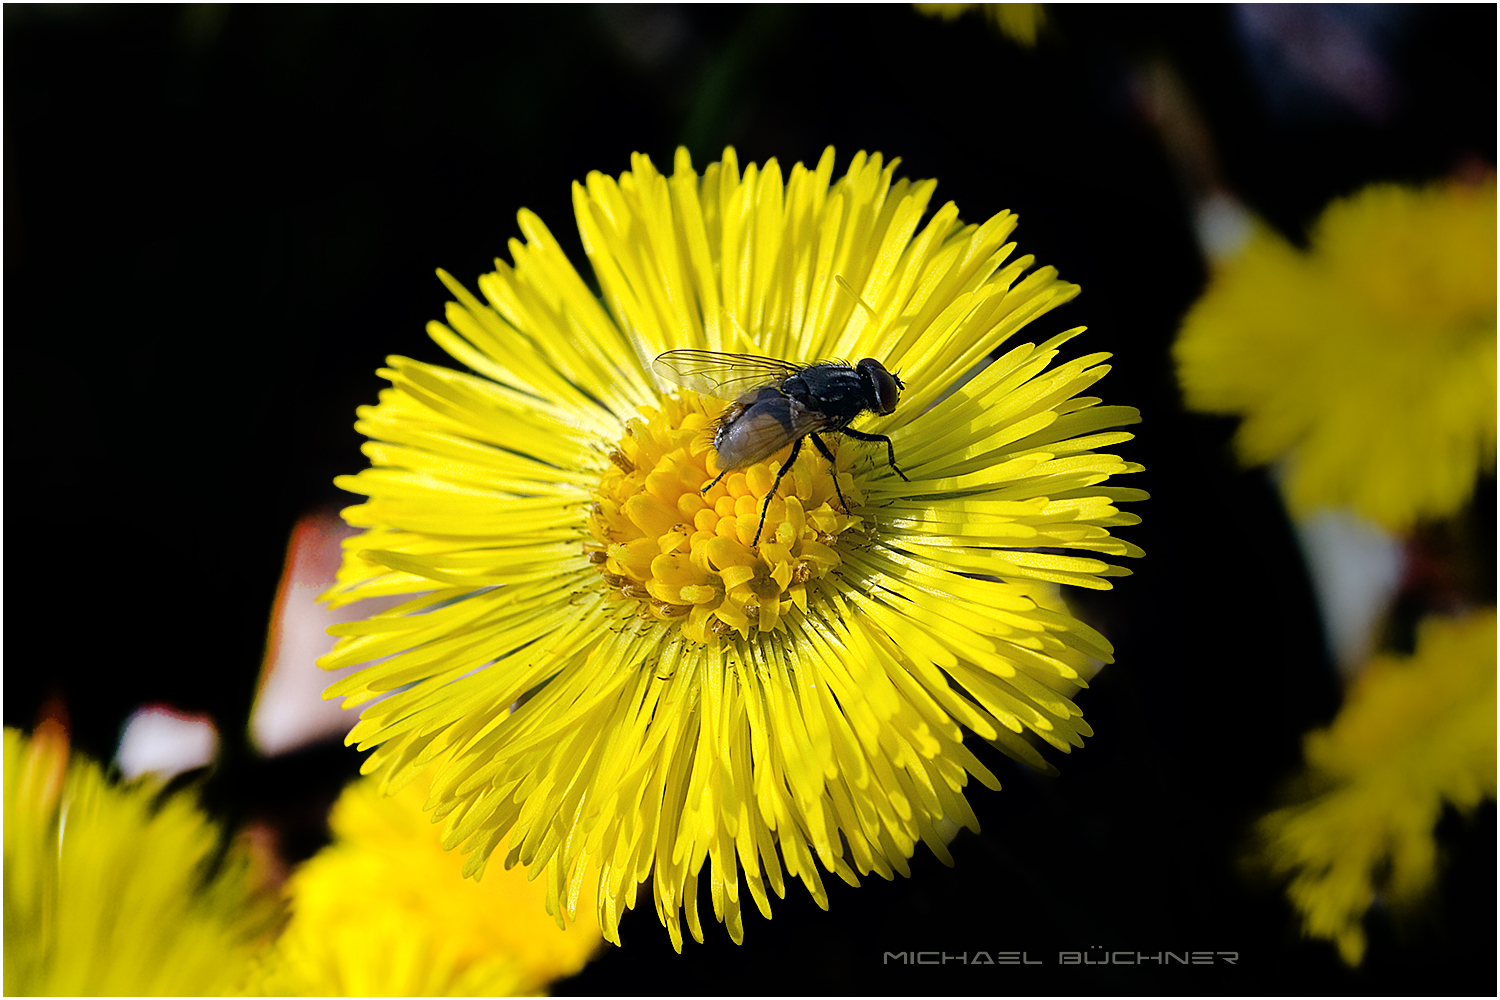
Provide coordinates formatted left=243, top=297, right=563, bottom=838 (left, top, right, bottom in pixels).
left=754, top=435, right=805, bottom=546
left=840, top=428, right=909, bottom=481
left=807, top=433, right=853, bottom=514
left=701, top=468, right=730, bottom=496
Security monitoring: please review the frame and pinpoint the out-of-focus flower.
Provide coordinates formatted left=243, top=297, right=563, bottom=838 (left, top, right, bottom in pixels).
left=1254, top=610, right=1498, bottom=965
left=322, top=147, right=1143, bottom=948
left=915, top=3, right=1046, bottom=45
left=115, top=705, right=220, bottom=780
left=1175, top=179, right=1497, bottom=531
left=3, top=725, right=278, bottom=995
left=247, top=772, right=602, bottom=996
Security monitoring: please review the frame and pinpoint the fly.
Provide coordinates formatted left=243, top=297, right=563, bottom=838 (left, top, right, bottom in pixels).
left=652, top=348, right=911, bottom=545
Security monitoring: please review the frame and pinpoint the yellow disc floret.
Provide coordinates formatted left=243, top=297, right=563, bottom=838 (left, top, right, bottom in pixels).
left=586, top=392, right=860, bottom=642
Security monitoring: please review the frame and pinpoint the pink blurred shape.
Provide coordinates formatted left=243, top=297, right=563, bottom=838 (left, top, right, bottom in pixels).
left=249, top=510, right=406, bottom=756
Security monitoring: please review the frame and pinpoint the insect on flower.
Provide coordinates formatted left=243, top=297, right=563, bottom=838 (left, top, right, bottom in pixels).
left=652, top=348, right=911, bottom=545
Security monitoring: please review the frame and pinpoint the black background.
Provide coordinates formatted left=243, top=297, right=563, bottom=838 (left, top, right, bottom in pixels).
left=6, top=5, right=1495, bottom=994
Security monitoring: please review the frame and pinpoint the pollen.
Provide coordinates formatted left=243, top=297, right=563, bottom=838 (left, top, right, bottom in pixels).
left=586, top=393, right=861, bottom=642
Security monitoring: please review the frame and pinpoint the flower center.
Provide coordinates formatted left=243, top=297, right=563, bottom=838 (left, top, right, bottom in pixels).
left=586, top=393, right=860, bottom=642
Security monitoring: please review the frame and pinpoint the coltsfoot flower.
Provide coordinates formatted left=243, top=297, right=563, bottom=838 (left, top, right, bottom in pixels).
left=1253, top=610, right=1497, bottom=965
left=3, top=726, right=277, bottom=995
left=1175, top=178, right=1497, bottom=530
left=322, top=147, right=1144, bottom=949
left=247, top=771, right=602, bottom=996
left=916, top=3, right=1047, bottom=45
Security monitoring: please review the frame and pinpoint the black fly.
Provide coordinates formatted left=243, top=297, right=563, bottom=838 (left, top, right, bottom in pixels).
left=652, top=349, right=911, bottom=546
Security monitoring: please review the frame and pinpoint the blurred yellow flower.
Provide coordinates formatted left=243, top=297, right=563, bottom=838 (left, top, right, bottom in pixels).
left=1175, top=179, right=1497, bottom=530
left=3, top=725, right=277, bottom=996
left=1255, top=610, right=1498, bottom=965
left=915, top=2, right=1047, bottom=45
left=322, top=147, right=1143, bottom=948
left=248, top=772, right=601, bottom=996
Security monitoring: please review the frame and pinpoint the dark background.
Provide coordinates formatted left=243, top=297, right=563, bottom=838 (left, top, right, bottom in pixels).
left=6, top=4, right=1494, bottom=994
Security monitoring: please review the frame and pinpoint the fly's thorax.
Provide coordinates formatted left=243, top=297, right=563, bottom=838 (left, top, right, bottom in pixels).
left=784, top=364, right=875, bottom=422
left=585, top=392, right=863, bottom=642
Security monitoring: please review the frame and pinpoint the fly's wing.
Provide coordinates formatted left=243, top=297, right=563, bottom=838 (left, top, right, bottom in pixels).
left=652, top=349, right=805, bottom=400
left=713, top=393, right=845, bottom=469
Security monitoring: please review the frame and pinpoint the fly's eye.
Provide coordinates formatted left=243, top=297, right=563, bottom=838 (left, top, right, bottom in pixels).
left=858, top=358, right=901, bottom=414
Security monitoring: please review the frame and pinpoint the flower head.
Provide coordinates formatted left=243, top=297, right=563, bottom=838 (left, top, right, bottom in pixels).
left=322, top=147, right=1143, bottom=948
left=916, top=3, right=1047, bottom=45
left=1174, top=179, right=1497, bottom=530
left=1254, top=610, right=1498, bottom=965
left=3, top=725, right=278, bottom=995
left=247, top=771, right=602, bottom=996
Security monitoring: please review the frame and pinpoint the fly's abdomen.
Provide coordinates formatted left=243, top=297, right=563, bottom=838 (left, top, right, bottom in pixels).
left=713, top=387, right=797, bottom=469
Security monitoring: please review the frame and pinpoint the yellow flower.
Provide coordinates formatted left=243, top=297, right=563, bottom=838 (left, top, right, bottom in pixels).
left=1255, top=611, right=1498, bottom=965
left=321, top=147, right=1144, bottom=949
left=3, top=725, right=277, bottom=996
left=247, top=772, right=601, bottom=996
left=915, top=3, right=1047, bottom=45
left=1175, top=179, right=1497, bottom=530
